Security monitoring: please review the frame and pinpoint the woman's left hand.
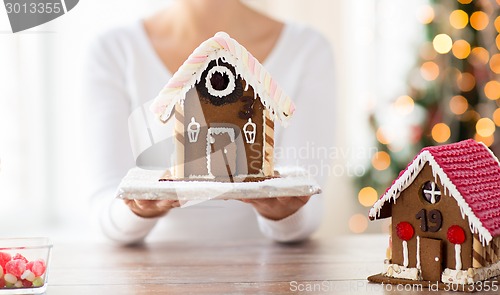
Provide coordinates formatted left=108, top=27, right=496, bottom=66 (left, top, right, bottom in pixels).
left=240, top=196, right=311, bottom=221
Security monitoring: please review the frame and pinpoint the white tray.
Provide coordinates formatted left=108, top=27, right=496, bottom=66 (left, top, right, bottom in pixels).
left=116, top=167, right=321, bottom=201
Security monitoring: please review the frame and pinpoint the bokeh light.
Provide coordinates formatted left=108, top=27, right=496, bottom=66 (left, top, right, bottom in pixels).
left=457, top=0, right=472, bottom=3
left=452, top=40, right=471, bottom=59
left=417, top=5, right=435, bottom=24
left=450, top=10, right=469, bottom=29
left=419, top=42, right=438, bottom=60
left=476, top=118, right=496, bottom=137
left=493, top=108, right=500, bottom=126
left=420, top=61, right=440, bottom=80
left=393, top=95, right=415, bottom=115
left=495, top=16, right=500, bottom=33
left=358, top=187, right=378, bottom=207
left=349, top=214, right=368, bottom=234
left=474, top=133, right=494, bottom=147
left=372, top=151, right=391, bottom=171
left=470, top=47, right=490, bottom=64
left=433, top=34, right=453, bottom=54
left=432, top=123, right=451, bottom=143
left=490, top=54, right=500, bottom=74
left=484, top=81, right=500, bottom=100
left=376, top=127, right=390, bottom=144
left=461, top=110, right=481, bottom=122
left=470, top=11, right=489, bottom=31
left=457, top=72, right=475, bottom=92
left=449, top=95, right=468, bottom=115
left=496, top=35, right=500, bottom=51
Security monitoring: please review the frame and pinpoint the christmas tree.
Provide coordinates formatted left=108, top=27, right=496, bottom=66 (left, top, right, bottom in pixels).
left=356, top=0, right=500, bottom=221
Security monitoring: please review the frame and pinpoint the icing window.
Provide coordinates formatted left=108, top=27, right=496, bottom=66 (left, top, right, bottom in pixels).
left=421, top=181, right=441, bottom=204
left=196, top=59, right=243, bottom=106
left=205, top=66, right=236, bottom=97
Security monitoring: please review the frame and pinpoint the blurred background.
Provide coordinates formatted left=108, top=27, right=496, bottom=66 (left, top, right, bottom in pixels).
left=0, top=0, right=498, bottom=239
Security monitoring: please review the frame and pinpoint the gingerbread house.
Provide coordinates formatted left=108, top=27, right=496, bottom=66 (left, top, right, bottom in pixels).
left=150, top=32, right=294, bottom=181
left=369, top=139, right=500, bottom=285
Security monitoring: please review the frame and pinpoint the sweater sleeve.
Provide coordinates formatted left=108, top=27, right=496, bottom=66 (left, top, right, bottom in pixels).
left=82, top=32, right=159, bottom=245
left=255, top=27, right=336, bottom=242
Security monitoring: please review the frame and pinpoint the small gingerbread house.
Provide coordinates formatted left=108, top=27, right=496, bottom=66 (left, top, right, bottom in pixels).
left=369, top=139, right=500, bottom=285
left=150, top=32, right=294, bottom=181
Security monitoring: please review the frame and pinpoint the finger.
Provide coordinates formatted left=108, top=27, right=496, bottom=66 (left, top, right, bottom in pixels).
left=238, top=198, right=256, bottom=204
left=134, top=200, right=158, bottom=210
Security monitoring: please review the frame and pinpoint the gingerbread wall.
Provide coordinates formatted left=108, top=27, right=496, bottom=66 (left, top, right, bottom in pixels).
left=181, top=80, right=265, bottom=178
left=391, top=163, right=473, bottom=272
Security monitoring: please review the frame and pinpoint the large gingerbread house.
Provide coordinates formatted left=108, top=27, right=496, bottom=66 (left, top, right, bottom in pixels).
left=369, top=139, right=500, bottom=285
left=150, top=32, right=294, bottom=181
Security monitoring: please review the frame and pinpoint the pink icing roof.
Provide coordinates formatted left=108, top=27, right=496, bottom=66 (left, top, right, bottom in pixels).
left=369, top=139, right=500, bottom=244
left=150, top=32, right=295, bottom=125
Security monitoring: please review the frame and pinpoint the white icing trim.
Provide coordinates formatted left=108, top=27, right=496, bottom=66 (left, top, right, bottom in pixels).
left=205, top=65, right=236, bottom=98
left=383, top=263, right=421, bottom=281
left=442, top=261, right=500, bottom=284
left=369, top=150, right=495, bottom=245
left=455, top=244, right=462, bottom=270
left=208, top=127, right=235, bottom=142
left=416, top=236, right=421, bottom=270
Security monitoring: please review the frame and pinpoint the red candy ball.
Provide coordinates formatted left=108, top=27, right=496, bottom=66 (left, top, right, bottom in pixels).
left=396, top=222, right=415, bottom=241
left=447, top=225, right=466, bottom=244
left=5, top=259, right=26, bottom=278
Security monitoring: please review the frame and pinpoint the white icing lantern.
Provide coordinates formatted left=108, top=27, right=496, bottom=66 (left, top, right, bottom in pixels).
left=243, top=118, right=256, bottom=144
left=187, top=117, right=201, bottom=143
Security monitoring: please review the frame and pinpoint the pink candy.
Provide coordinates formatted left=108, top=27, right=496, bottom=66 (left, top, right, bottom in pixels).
left=0, top=252, right=11, bottom=268
left=27, top=260, right=46, bottom=277
left=5, top=259, right=26, bottom=277
left=12, top=253, right=28, bottom=264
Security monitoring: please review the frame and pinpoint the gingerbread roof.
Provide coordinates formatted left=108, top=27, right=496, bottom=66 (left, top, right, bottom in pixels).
left=150, top=32, right=295, bottom=125
left=369, top=139, right=500, bottom=245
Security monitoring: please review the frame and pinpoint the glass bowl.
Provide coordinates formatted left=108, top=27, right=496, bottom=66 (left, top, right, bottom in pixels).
left=0, top=238, right=52, bottom=294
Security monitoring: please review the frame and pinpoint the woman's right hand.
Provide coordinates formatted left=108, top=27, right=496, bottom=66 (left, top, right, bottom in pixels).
left=124, top=199, right=180, bottom=218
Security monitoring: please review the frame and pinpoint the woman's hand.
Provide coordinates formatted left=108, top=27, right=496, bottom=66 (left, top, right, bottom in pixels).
left=124, top=199, right=180, bottom=218
left=240, top=196, right=311, bottom=221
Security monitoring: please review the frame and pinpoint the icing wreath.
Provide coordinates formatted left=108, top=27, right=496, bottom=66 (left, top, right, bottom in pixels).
left=196, top=59, right=243, bottom=106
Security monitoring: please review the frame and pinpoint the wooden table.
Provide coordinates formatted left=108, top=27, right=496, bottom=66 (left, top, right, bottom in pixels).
left=46, top=235, right=498, bottom=294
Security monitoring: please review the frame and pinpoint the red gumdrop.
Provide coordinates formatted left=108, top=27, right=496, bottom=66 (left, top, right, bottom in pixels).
left=396, top=222, right=415, bottom=241
left=5, top=259, right=26, bottom=278
left=0, top=252, right=11, bottom=269
left=12, top=254, right=28, bottom=264
left=0, top=277, right=5, bottom=288
left=447, top=225, right=466, bottom=244
left=27, top=260, right=46, bottom=277
left=22, top=279, right=33, bottom=287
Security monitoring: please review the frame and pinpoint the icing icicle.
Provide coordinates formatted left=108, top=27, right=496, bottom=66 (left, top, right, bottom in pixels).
left=416, top=236, right=421, bottom=270
left=403, top=241, right=409, bottom=268
left=455, top=244, right=462, bottom=270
